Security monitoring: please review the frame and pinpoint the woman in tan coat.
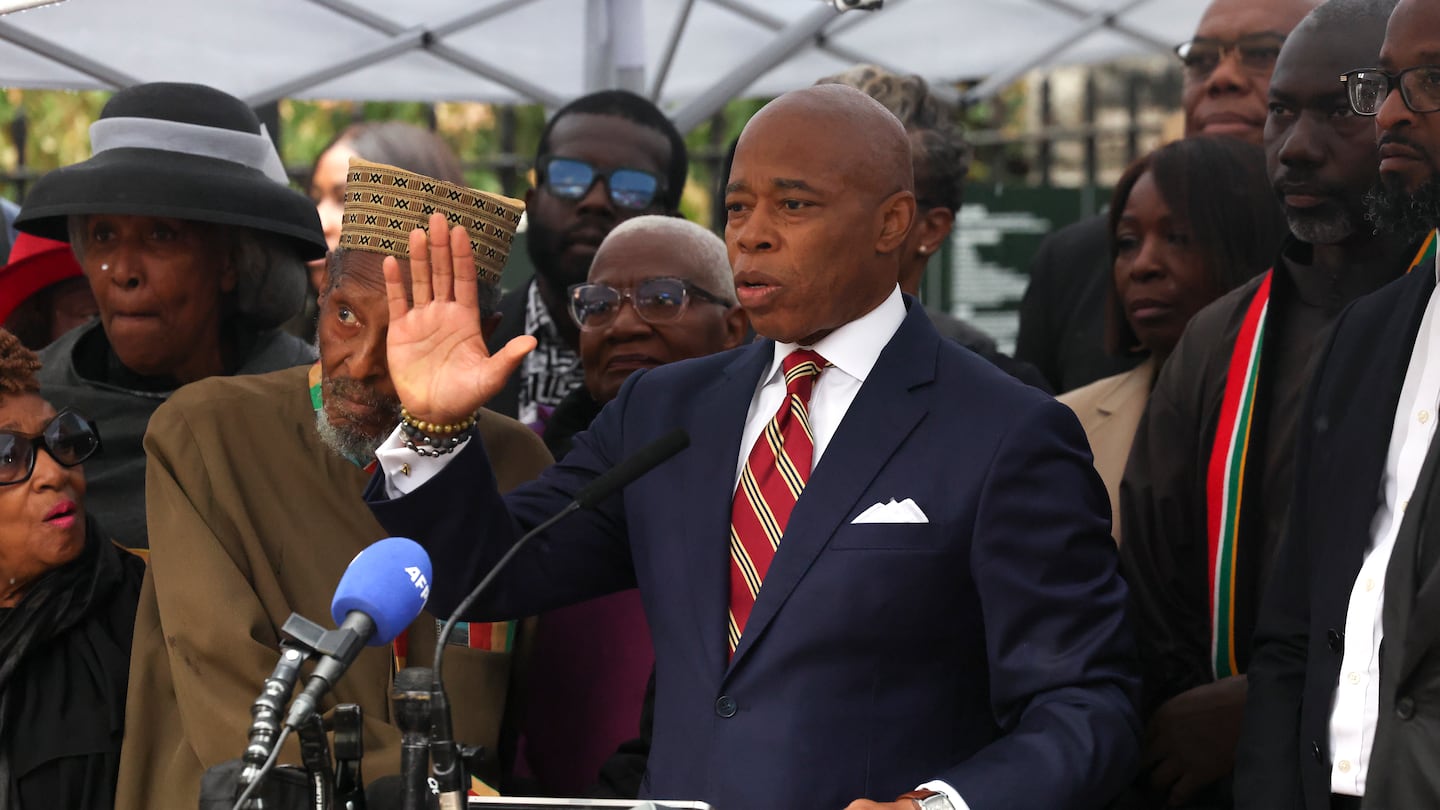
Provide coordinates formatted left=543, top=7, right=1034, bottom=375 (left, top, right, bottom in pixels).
left=1060, top=138, right=1285, bottom=542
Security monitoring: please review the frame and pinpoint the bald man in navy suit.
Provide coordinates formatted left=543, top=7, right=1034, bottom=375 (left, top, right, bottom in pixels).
left=365, top=85, right=1140, bottom=810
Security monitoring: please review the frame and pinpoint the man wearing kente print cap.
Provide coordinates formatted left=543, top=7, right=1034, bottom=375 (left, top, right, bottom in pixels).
left=115, top=159, right=553, bottom=810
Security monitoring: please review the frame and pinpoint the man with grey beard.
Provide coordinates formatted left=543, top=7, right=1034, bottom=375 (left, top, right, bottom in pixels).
left=1118, top=1, right=1428, bottom=807
left=115, top=161, right=552, bottom=810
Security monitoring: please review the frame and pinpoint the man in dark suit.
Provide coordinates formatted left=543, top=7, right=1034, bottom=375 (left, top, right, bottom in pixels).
left=1236, top=1, right=1440, bottom=807
left=1015, top=0, right=1320, bottom=394
left=366, top=84, right=1139, bottom=810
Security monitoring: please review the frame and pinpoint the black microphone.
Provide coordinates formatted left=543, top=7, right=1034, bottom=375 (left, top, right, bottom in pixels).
left=392, top=667, right=434, bottom=810
left=574, top=428, right=691, bottom=508
left=428, top=428, right=691, bottom=808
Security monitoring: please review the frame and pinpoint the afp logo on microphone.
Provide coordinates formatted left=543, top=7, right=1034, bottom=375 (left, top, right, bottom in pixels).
left=407, top=565, right=430, bottom=601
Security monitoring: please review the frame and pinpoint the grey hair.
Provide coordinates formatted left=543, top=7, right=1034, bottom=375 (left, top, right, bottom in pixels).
left=597, top=216, right=735, bottom=300
left=326, top=247, right=501, bottom=317
left=67, top=214, right=307, bottom=329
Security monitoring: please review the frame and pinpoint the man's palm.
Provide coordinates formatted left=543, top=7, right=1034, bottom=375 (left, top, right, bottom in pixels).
left=383, top=215, right=535, bottom=425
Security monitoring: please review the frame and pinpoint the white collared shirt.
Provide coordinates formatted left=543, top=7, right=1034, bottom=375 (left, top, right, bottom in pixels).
left=733, top=285, right=905, bottom=488
left=1328, top=255, right=1440, bottom=795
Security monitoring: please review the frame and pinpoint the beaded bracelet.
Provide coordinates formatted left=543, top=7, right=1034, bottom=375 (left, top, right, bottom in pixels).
left=399, top=406, right=478, bottom=457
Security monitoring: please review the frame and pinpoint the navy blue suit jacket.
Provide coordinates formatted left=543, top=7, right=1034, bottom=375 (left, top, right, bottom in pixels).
left=367, top=299, right=1140, bottom=809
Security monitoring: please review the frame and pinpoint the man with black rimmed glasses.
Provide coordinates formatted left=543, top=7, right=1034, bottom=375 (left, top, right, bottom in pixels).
left=486, top=91, right=689, bottom=437
left=1122, top=1, right=1421, bottom=808
left=1016, top=0, right=1319, bottom=395
left=1237, top=1, right=1440, bottom=808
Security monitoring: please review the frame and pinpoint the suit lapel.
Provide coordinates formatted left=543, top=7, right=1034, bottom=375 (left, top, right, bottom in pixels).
left=1400, top=430, right=1440, bottom=679
left=1388, top=434, right=1440, bottom=685
left=682, top=343, right=773, bottom=679
left=726, top=305, right=938, bottom=673
left=1328, top=270, right=1437, bottom=578
left=1371, top=271, right=1440, bottom=684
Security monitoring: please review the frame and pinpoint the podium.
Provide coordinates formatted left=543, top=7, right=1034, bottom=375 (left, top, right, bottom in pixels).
left=466, top=799, right=712, bottom=809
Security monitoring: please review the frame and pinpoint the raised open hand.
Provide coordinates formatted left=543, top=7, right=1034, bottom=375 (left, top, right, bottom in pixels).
left=384, top=212, right=536, bottom=425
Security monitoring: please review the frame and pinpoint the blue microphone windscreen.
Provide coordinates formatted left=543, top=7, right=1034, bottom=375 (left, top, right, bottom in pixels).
left=331, top=537, right=433, bottom=645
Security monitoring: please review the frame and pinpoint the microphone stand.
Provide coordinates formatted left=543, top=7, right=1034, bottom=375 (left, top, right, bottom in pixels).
left=297, top=713, right=336, bottom=810
left=238, top=640, right=312, bottom=806
left=427, top=429, right=692, bottom=809
left=235, top=612, right=345, bottom=809
left=427, top=503, right=582, bottom=809
left=332, top=705, right=367, bottom=810
left=392, top=667, right=435, bottom=810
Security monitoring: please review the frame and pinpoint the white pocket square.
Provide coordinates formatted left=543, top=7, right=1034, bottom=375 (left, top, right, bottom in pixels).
left=850, top=497, right=929, bottom=524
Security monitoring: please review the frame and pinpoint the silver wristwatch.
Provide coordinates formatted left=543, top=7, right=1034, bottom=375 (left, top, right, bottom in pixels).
left=912, top=792, right=955, bottom=810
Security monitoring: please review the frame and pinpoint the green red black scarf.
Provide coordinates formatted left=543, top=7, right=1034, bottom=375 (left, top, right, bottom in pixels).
left=1205, top=231, right=1438, bottom=678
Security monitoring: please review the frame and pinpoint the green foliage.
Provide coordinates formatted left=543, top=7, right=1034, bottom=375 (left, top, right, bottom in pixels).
left=0, top=86, right=1031, bottom=221
left=0, top=88, right=110, bottom=200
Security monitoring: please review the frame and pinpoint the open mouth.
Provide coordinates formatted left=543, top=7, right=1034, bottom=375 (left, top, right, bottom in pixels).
left=734, top=272, right=781, bottom=308
left=43, top=500, right=78, bottom=528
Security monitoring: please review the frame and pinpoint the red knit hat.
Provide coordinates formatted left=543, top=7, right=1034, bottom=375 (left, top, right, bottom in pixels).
left=0, top=232, right=84, bottom=325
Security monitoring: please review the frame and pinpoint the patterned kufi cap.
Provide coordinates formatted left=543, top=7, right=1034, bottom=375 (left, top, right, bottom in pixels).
left=338, top=157, right=524, bottom=287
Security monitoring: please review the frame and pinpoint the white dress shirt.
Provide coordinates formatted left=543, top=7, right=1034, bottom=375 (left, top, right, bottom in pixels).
left=377, top=285, right=972, bottom=808
left=733, top=285, right=905, bottom=487
left=1328, top=258, right=1440, bottom=796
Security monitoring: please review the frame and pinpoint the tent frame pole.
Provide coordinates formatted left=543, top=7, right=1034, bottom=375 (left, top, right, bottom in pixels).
left=961, top=0, right=1154, bottom=103
left=0, top=20, right=139, bottom=88
left=671, top=4, right=837, bottom=133
left=242, top=0, right=563, bottom=106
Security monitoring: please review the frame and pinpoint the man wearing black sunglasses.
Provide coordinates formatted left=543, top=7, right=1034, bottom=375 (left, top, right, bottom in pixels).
left=1016, top=0, right=1319, bottom=396
left=486, top=90, right=689, bottom=438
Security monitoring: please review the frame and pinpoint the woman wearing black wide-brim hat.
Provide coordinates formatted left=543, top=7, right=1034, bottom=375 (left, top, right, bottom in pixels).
left=13, top=81, right=327, bottom=550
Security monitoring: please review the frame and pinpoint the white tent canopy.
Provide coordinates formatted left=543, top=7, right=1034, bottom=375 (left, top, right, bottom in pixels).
left=0, top=0, right=1204, bottom=128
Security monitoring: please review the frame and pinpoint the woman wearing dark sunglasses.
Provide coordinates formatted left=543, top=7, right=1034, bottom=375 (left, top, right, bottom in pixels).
left=0, top=327, right=144, bottom=810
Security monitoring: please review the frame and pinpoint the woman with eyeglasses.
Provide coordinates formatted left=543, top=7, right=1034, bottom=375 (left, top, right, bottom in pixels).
left=0, top=327, right=145, bottom=810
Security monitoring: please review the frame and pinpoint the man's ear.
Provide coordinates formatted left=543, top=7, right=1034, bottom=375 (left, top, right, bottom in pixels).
left=480, top=312, right=503, bottom=343
left=721, top=305, right=750, bottom=350
left=876, top=190, right=917, bottom=254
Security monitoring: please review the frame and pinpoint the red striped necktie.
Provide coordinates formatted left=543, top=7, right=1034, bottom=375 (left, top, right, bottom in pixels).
left=727, top=349, right=829, bottom=656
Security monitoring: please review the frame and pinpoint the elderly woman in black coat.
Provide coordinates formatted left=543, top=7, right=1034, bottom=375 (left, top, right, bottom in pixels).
left=14, top=82, right=327, bottom=548
left=0, top=327, right=145, bottom=809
